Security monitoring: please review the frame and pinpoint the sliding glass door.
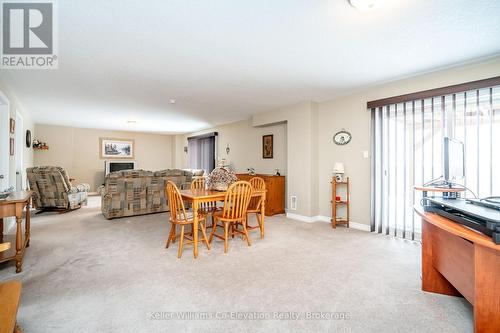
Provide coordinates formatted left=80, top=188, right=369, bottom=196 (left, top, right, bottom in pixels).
left=187, top=132, right=218, bottom=174
left=371, top=85, right=500, bottom=240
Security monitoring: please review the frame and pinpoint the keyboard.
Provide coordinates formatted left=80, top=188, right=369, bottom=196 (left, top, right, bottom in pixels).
left=467, top=198, right=500, bottom=211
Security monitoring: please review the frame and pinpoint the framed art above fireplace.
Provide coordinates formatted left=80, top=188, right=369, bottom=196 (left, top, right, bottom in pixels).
left=100, top=138, right=135, bottom=159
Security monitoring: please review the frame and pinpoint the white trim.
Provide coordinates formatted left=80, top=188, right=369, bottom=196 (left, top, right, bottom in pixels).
left=0, top=90, right=10, bottom=190
left=285, top=213, right=370, bottom=232
left=15, top=110, right=24, bottom=190
left=285, top=212, right=318, bottom=223
left=348, top=222, right=371, bottom=232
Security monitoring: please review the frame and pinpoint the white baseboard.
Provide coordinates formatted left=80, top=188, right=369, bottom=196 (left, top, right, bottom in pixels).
left=285, top=213, right=370, bottom=232
left=285, top=212, right=322, bottom=223
left=348, top=222, right=371, bottom=232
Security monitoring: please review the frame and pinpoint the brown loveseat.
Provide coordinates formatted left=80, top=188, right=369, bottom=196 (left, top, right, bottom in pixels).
left=100, top=169, right=203, bottom=219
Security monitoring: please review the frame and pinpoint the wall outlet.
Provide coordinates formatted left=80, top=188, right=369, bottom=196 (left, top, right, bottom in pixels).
left=290, top=195, right=297, bottom=210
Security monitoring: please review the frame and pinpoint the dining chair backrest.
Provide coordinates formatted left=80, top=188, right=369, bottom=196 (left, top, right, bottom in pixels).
left=222, top=181, right=253, bottom=220
left=191, top=176, right=218, bottom=212
left=166, top=180, right=189, bottom=223
left=248, top=177, right=265, bottom=211
left=191, top=177, right=206, bottom=191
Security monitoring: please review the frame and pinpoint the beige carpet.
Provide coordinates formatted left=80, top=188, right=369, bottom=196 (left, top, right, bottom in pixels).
left=0, top=197, right=472, bottom=333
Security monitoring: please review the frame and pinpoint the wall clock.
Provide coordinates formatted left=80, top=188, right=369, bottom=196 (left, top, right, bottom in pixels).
left=26, top=130, right=31, bottom=148
left=333, top=130, right=351, bottom=145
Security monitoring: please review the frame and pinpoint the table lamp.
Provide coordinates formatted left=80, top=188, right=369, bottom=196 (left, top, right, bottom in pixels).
left=333, top=162, right=345, bottom=182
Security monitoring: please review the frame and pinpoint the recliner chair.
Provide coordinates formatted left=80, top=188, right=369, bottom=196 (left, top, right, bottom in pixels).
left=26, top=166, right=90, bottom=212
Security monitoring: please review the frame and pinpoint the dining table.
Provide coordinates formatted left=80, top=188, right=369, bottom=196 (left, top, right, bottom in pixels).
left=179, top=188, right=266, bottom=258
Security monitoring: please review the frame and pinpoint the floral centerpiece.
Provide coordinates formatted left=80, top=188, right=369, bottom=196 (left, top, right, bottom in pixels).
left=207, top=166, right=237, bottom=191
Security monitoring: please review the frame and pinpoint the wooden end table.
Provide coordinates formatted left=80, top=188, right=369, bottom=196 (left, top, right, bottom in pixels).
left=0, top=191, right=32, bottom=273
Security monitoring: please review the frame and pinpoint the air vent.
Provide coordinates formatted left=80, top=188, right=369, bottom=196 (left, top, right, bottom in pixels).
left=290, top=196, right=297, bottom=211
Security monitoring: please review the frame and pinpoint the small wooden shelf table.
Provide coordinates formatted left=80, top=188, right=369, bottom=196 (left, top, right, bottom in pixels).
left=0, top=191, right=32, bottom=273
left=331, top=177, right=350, bottom=228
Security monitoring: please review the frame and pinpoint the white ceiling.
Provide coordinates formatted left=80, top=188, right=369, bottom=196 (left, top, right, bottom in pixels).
left=2, top=0, right=500, bottom=134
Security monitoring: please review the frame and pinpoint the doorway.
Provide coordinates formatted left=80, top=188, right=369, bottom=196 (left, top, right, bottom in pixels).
left=15, top=111, right=24, bottom=190
left=0, top=91, right=9, bottom=190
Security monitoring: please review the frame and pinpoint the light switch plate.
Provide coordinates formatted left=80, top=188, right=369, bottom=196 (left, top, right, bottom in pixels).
left=363, top=150, right=369, bottom=159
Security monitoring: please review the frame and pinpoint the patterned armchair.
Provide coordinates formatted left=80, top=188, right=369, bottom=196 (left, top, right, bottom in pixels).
left=27, top=166, right=90, bottom=211
left=101, top=169, right=197, bottom=219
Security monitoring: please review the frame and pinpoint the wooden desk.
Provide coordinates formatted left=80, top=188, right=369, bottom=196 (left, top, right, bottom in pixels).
left=180, top=189, right=266, bottom=258
left=0, top=191, right=32, bottom=273
left=415, top=207, right=500, bottom=332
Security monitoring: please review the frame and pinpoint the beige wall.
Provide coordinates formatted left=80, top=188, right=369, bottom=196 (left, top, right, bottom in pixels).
left=318, top=56, right=500, bottom=226
left=176, top=118, right=287, bottom=176
left=0, top=81, right=35, bottom=191
left=34, top=124, right=174, bottom=191
left=7, top=56, right=500, bottom=230
left=253, top=101, right=318, bottom=217
left=0, top=80, right=35, bottom=233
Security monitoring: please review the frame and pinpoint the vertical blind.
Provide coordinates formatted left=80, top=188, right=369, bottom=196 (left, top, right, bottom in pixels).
left=371, top=84, right=500, bottom=241
left=188, top=133, right=217, bottom=173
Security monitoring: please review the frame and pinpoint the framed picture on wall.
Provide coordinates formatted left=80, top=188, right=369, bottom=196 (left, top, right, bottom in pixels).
left=99, top=138, right=135, bottom=159
left=262, top=134, right=273, bottom=159
left=10, top=138, right=14, bottom=155
left=10, top=118, right=15, bottom=134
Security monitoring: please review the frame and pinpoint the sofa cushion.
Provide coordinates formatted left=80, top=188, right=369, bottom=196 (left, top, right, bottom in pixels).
left=154, top=169, right=183, bottom=177
left=109, top=169, right=154, bottom=178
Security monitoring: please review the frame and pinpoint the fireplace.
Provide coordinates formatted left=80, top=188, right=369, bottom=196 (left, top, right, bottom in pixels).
left=105, top=161, right=136, bottom=175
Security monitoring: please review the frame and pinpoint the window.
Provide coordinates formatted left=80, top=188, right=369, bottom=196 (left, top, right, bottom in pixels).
left=370, top=79, right=500, bottom=240
left=187, top=132, right=217, bottom=173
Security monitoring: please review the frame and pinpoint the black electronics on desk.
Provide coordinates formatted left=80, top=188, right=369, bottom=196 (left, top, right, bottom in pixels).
left=424, top=197, right=500, bottom=244
left=420, top=137, right=500, bottom=244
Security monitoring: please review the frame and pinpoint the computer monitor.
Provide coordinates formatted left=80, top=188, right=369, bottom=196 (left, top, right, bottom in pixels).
left=443, top=137, right=465, bottom=183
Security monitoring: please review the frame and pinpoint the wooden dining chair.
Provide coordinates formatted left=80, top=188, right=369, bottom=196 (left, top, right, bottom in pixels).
left=190, top=177, right=219, bottom=228
left=209, top=181, right=253, bottom=253
left=0, top=242, right=22, bottom=333
left=165, top=181, right=210, bottom=258
left=190, top=177, right=206, bottom=191
left=246, top=177, right=266, bottom=238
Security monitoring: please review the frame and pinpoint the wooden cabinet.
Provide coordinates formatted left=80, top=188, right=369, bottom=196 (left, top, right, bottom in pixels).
left=236, top=174, right=285, bottom=216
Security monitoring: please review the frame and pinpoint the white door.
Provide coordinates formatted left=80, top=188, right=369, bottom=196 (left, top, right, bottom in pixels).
left=0, top=91, right=9, bottom=190
left=15, top=111, right=24, bottom=190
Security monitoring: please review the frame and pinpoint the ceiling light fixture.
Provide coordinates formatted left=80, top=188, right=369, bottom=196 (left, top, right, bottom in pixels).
left=169, top=99, right=176, bottom=104
left=349, top=0, right=378, bottom=10
left=126, top=120, right=137, bottom=124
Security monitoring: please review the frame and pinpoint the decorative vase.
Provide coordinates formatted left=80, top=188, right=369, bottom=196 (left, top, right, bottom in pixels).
left=207, top=166, right=237, bottom=191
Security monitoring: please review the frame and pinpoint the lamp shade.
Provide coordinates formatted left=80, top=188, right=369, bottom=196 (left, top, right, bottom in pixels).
left=333, top=162, right=345, bottom=174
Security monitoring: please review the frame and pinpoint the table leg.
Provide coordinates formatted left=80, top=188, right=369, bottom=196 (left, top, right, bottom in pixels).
left=260, top=193, right=265, bottom=238
left=15, top=215, right=22, bottom=273
left=421, top=221, right=460, bottom=296
left=193, top=200, right=199, bottom=259
left=474, top=246, right=500, bottom=332
left=25, top=202, right=30, bottom=247
left=0, top=217, right=3, bottom=239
